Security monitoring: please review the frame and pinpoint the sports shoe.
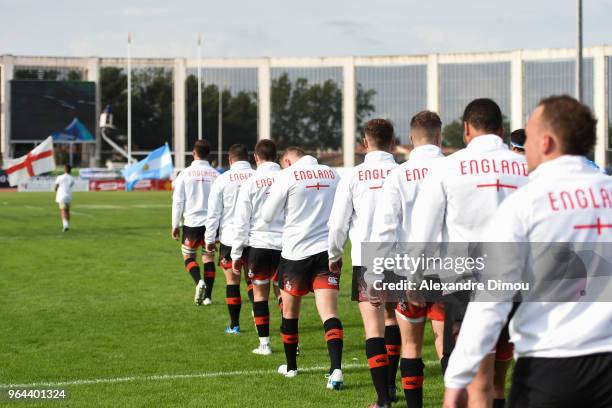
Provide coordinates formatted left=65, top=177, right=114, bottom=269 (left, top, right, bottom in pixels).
left=252, top=343, right=272, bottom=355
left=277, top=364, right=298, bottom=378
left=62, top=227, right=69, bottom=232
left=388, top=385, right=398, bottom=402
left=202, top=298, right=212, bottom=306
left=325, top=369, right=344, bottom=390
left=194, top=280, right=206, bottom=306
left=225, top=325, right=240, bottom=335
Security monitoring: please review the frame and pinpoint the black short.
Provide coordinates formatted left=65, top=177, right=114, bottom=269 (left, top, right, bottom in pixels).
left=277, top=251, right=340, bottom=296
left=244, top=247, right=281, bottom=283
left=218, top=243, right=232, bottom=268
left=181, top=225, right=206, bottom=251
left=508, top=352, right=612, bottom=408
left=351, top=266, right=367, bottom=302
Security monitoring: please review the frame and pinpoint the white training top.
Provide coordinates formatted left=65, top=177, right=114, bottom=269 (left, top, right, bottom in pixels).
left=327, top=150, right=398, bottom=265
left=409, top=135, right=529, bottom=243
left=370, top=145, right=444, bottom=244
left=171, top=160, right=219, bottom=228
left=204, top=161, right=255, bottom=246
left=55, top=174, right=75, bottom=203
left=262, top=155, right=339, bottom=261
left=445, top=155, right=612, bottom=388
left=231, top=161, right=284, bottom=261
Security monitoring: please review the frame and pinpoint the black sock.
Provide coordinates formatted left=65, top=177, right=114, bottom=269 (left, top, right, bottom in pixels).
left=246, top=280, right=254, bottom=303
left=441, top=353, right=450, bottom=374
left=281, top=317, right=299, bottom=370
left=225, top=284, right=241, bottom=328
left=493, top=399, right=505, bottom=408
left=184, top=258, right=201, bottom=284
left=385, top=325, right=401, bottom=388
left=323, top=317, right=343, bottom=372
left=253, top=300, right=270, bottom=338
left=203, top=262, right=215, bottom=299
left=366, top=337, right=390, bottom=406
left=401, top=358, right=424, bottom=408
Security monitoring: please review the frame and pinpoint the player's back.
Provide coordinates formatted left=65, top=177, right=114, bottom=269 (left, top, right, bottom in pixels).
left=278, top=155, right=339, bottom=260
left=210, top=161, right=255, bottom=244
left=387, top=145, right=444, bottom=241
left=413, top=134, right=528, bottom=242
left=486, top=155, right=612, bottom=357
left=174, top=160, right=218, bottom=227
left=331, top=151, right=397, bottom=264
left=55, top=174, right=75, bottom=203
left=245, top=161, right=283, bottom=249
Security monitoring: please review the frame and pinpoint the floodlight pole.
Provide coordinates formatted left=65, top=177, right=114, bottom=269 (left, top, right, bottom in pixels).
left=197, top=34, right=203, bottom=140
left=576, top=0, right=583, bottom=102
left=218, top=86, right=222, bottom=166
left=127, top=32, right=133, bottom=163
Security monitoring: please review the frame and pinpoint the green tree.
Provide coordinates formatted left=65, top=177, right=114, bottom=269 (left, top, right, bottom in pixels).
left=100, top=67, right=173, bottom=156
left=442, top=115, right=512, bottom=150
left=271, top=73, right=376, bottom=150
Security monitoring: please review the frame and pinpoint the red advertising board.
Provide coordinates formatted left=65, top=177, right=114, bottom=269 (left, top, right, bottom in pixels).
left=88, top=179, right=172, bottom=191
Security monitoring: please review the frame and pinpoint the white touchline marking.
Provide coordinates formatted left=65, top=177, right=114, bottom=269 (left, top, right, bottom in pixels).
left=0, top=360, right=439, bottom=388
left=23, top=205, right=43, bottom=210
left=70, top=211, right=94, bottom=218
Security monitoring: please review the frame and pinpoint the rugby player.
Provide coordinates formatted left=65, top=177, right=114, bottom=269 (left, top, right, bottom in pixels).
left=204, top=144, right=255, bottom=334
left=371, top=111, right=445, bottom=408
left=171, top=140, right=219, bottom=305
left=409, top=99, right=529, bottom=407
left=261, top=147, right=344, bottom=390
left=55, top=164, right=75, bottom=232
left=444, top=96, right=612, bottom=408
left=327, top=119, right=399, bottom=407
left=231, top=139, right=283, bottom=355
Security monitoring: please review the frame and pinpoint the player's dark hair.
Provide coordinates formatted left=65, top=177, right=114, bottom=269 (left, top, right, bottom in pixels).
left=510, top=129, right=526, bottom=148
left=64, top=164, right=72, bottom=174
left=282, top=146, right=305, bottom=159
left=463, top=98, right=503, bottom=134
left=193, top=140, right=210, bottom=159
left=228, top=144, right=249, bottom=161
left=410, top=110, right=442, bottom=141
left=538, top=95, right=597, bottom=156
left=254, top=139, right=277, bottom=162
left=364, top=118, right=395, bottom=149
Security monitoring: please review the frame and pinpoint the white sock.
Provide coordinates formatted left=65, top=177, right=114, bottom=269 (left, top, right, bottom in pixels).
left=260, top=336, right=270, bottom=346
left=63, top=220, right=69, bottom=228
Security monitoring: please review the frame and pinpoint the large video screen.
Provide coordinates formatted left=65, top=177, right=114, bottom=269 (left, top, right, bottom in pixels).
left=10, top=80, right=96, bottom=141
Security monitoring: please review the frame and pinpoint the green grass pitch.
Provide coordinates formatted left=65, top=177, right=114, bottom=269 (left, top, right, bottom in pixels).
left=0, top=191, right=444, bottom=407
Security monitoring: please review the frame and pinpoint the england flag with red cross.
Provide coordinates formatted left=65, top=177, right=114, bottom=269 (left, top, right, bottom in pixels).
left=2, top=136, right=55, bottom=186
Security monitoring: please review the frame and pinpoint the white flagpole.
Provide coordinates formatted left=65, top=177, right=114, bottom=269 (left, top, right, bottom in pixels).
left=197, top=34, right=203, bottom=140
left=127, top=32, right=132, bottom=164
left=218, top=86, right=222, bottom=166
left=576, top=0, right=583, bottom=102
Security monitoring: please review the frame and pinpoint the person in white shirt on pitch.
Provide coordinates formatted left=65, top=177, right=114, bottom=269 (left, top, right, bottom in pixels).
left=371, top=111, right=445, bottom=408
left=231, top=139, right=284, bottom=356
left=444, top=96, right=612, bottom=408
left=55, top=164, right=75, bottom=232
left=204, top=144, right=255, bottom=335
left=261, top=147, right=344, bottom=390
left=327, top=119, right=399, bottom=408
left=409, top=99, right=529, bottom=408
left=171, top=140, right=219, bottom=306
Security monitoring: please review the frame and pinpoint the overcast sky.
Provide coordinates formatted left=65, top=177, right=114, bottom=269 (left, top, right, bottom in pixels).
left=0, top=0, right=610, bottom=58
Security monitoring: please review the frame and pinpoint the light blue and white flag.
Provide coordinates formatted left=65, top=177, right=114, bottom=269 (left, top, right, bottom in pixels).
left=123, top=143, right=174, bottom=191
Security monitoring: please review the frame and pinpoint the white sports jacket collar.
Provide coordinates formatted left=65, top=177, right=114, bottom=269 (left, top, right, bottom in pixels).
left=409, top=144, right=443, bottom=160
